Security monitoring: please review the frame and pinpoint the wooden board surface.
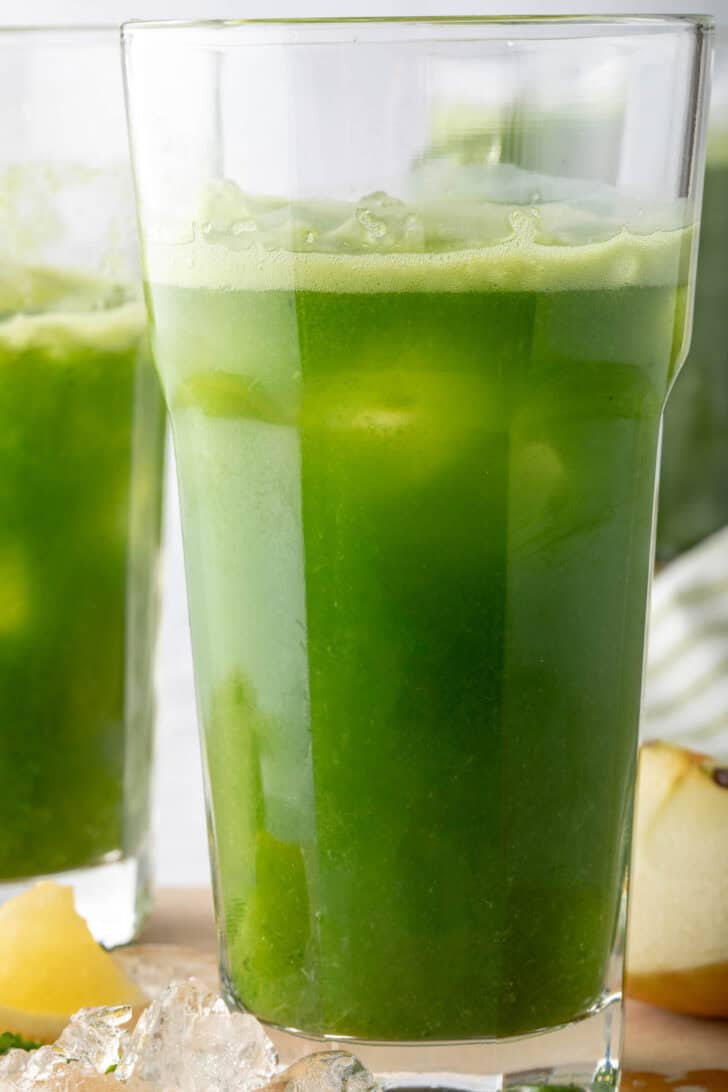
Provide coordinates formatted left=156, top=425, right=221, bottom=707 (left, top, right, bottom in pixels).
left=142, top=888, right=727, bottom=1078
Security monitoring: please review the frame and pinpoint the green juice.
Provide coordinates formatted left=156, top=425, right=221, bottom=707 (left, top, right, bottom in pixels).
left=0, top=279, right=165, bottom=880
left=147, top=196, right=690, bottom=1040
left=657, top=141, right=728, bottom=560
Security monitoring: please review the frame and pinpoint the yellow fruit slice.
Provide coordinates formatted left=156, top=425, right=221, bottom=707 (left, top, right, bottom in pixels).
left=0, top=882, right=147, bottom=1042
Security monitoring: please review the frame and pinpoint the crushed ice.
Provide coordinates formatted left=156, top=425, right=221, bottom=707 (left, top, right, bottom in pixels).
left=116, top=979, right=277, bottom=1091
left=266, top=1052, right=382, bottom=1092
left=191, top=162, right=689, bottom=257
left=0, top=978, right=382, bottom=1092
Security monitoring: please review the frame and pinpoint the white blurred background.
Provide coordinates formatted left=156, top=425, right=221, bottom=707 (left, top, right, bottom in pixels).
left=5, top=0, right=728, bottom=890
left=10, top=0, right=728, bottom=21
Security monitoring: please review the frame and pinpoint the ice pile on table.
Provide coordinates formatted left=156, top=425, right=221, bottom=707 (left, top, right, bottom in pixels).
left=0, top=979, right=381, bottom=1092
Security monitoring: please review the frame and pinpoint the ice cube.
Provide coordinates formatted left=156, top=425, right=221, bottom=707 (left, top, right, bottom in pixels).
left=0, top=1008, right=136, bottom=1091
left=0, top=992, right=381, bottom=1092
left=331, top=192, right=425, bottom=253
left=0, top=1044, right=66, bottom=1091
left=262, top=1051, right=382, bottom=1092
left=197, top=179, right=258, bottom=235
left=56, top=1004, right=133, bottom=1074
left=0, top=1046, right=145, bottom=1091
left=117, top=978, right=278, bottom=1092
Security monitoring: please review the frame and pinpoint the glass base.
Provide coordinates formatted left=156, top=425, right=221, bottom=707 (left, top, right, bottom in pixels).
left=0, top=848, right=151, bottom=948
left=262, top=993, right=622, bottom=1092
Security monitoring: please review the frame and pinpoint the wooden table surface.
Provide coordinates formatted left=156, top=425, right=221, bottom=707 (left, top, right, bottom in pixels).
left=142, top=888, right=727, bottom=1084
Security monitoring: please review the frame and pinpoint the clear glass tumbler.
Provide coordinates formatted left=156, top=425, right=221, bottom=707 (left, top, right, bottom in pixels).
left=124, top=16, right=710, bottom=1089
left=0, top=28, right=166, bottom=946
left=656, top=27, right=728, bottom=562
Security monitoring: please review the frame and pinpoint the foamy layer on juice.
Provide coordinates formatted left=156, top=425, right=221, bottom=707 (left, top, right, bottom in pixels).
left=0, top=265, right=145, bottom=357
left=145, top=170, right=695, bottom=295
left=0, top=301, right=146, bottom=360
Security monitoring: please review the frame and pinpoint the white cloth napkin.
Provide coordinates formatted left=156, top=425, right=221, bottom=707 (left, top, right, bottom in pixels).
left=643, top=526, right=728, bottom=759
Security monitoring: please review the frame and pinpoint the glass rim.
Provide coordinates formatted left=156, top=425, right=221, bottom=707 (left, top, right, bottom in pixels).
left=0, top=25, right=119, bottom=39
left=122, top=12, right=714, bottom=40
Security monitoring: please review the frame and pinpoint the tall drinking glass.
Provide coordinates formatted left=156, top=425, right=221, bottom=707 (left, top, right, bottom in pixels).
left=0, top=28, right=166, bottom=945
left=124, top=17, right=710, bottom=1089
left=657, top=28, right=728, bottom=562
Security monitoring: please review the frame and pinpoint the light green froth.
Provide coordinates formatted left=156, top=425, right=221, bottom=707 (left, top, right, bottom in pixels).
left=147, top=223, right=692, bottom=297
left=0, top=301, right=146, bottom=359
left=0, top=263, right=135, bottom=317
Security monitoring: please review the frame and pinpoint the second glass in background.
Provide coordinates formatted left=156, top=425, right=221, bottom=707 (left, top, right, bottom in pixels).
left=0, top=28, right=166, bottom=945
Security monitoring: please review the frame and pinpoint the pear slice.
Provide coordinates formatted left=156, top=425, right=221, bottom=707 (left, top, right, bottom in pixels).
left=626, top=741, right=728, bottom=1017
